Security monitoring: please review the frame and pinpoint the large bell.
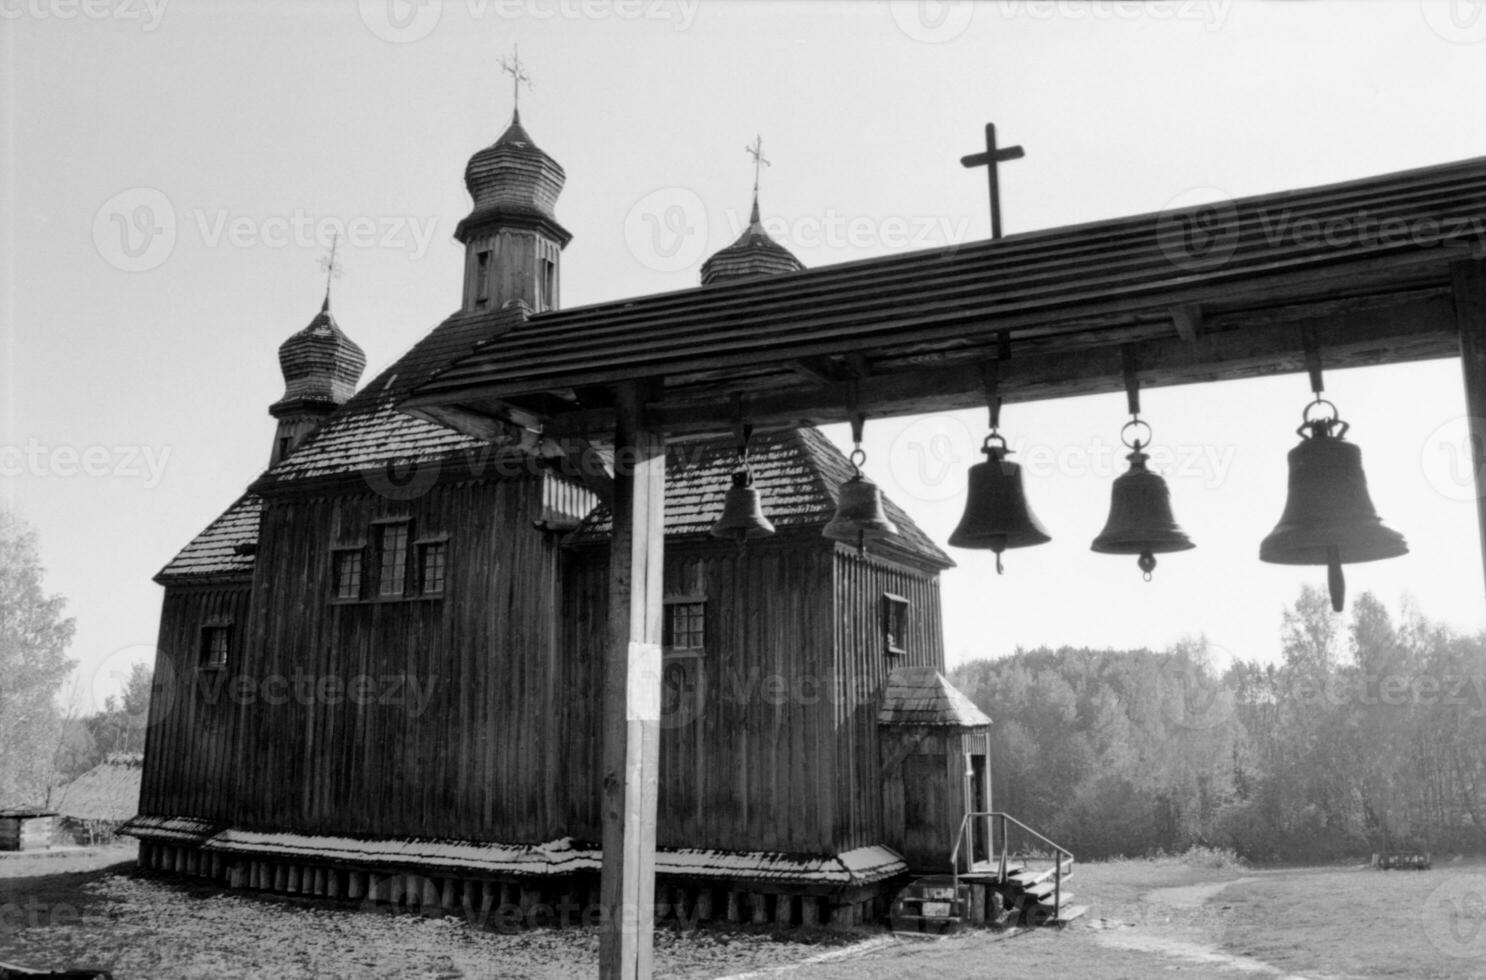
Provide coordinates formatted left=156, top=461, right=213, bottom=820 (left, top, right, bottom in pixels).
left=823, top=473, right=898, bottom=553
left=1091, top=450, right=1195, bottom=578
left=948, top=438, right=1051, bottom=571
left=1260, top=418, right=1407, bottom=612
left=711, top=468, right=776, bottom=542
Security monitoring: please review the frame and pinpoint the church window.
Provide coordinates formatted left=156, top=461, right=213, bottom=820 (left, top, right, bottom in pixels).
left=882, top=593, right=910, bottom=656
left=475, top=250, right=492, bottom=307
left=333, top=548, right=363, bottom=600
left=664, top=597, right=706, bottom=653
left=200, top=624, right=230, bottom=670
left=377, top=522, right=410, bottom=597
left=539, top=257, right=556, bottom=310
left=418, top=540, right=447, bottom=596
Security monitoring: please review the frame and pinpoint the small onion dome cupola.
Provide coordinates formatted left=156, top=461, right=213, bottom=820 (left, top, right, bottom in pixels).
left=271, top=296, right=367, bottom=412
left=456, top=111, right=572, bottom=249
left=700, top=196, right=805, bottom=286
left=267, top=296, right=366, bottom=468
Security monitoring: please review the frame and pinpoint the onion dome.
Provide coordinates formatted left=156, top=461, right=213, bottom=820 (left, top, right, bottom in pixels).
left=700, top=196, right=805, bottom=285
left=457, top=110, right=572, bottom=246
left=269, top=296, right=367, bottom=415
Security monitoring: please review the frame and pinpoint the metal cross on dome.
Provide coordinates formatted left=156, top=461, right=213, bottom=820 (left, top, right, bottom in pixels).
left=501, top=45, right=532, bottom=112
left=318, top=231, right=344, bottom=303
left=746, top=134, right=770, bottom=198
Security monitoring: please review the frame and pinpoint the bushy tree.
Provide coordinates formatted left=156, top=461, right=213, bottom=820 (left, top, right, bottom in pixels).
left=0, top=509, right=77, bottom=805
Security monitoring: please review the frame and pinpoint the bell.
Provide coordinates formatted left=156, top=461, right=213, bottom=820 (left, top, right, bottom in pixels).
left=823, top=473, right=899, bottom=553
left=1260, top=418, right=1407, bottom=612
left=948, top=438, right=1051, bottom=572
left=1091, top=450, right=1195, bottom=579
left=711, top=468, right=776, bottom=542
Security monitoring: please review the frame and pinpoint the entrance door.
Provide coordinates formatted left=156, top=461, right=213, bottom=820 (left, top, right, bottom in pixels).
left=969, top=752, right=989, bottom=863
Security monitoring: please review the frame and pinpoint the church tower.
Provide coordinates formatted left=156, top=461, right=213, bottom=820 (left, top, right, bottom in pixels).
left=701, top=136, right=804, bottom=285
left=267, top=291, right=366, bottom=467
left=456, top=101, right=571, bottom=313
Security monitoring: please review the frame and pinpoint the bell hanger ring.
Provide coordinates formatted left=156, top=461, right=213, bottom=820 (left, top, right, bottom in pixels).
left=1299, top=397, right=1348, bottom=439
left=1121, top=418, right=1153, bottom=452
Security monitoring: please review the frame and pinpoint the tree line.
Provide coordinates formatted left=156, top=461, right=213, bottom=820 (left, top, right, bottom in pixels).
left=951, top=586, right=1486, bottom=863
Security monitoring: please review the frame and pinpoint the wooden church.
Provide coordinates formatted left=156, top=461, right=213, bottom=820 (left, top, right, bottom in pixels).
left=125, top=105, right=1002, bottom=925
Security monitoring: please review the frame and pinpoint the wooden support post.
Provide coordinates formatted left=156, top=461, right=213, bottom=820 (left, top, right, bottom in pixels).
left=1453, top=259, right=1486, bottom=600
left=750, top=892, right=770, bottom=926
left=599, top=381, right=666, bottom=980
left=328, top=869, right=341, bottom=899
left=348, top=870, right=366, bottom=900
left=726, top=890, right=743, bottom=923
left=800, top=896, right=820, bottom=928
left=695, top=887, right=713, bottom=922
left=775, top=894, right=795, bottom=927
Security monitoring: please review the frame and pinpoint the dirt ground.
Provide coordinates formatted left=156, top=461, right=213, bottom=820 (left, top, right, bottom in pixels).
left=2, top=845, right=1484, bottom=979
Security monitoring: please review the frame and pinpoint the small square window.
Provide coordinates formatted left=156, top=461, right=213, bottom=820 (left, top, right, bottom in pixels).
left=200, top=625, right=230, bottom=670
left=334, top=549, right=363, bottom=600
left=882, top=593, right=910, bottom=656
left=378, top=523, right=409, bottom=597
left=419, top=541, right=447, bottom=596
left=664, top=599, right=706, bottom=652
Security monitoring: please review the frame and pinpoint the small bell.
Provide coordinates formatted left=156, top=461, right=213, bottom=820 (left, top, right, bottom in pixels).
left=823, top=469, right=899, bottom=554
left=1259, top=409, right=1407, bottom=612
left=711, top=468, right=776, bottom=542
left=948, top=435, right=1051, bottom=573
left=1091, top=450, right=1195, bottom=580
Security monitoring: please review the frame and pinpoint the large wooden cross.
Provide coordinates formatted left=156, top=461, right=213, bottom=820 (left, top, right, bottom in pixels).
left=960, top=122, right=1024, bottom=240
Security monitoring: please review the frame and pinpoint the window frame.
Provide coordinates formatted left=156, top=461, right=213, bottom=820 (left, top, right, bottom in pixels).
left=331, top=546, right=365, bottom=603
left=416, top=536, right=449, bottom=596
left=882, top=592, right=910, bottom=656
left=662, top=595, right=707, bottom=657
left=199, top=621, right=231, bottom=671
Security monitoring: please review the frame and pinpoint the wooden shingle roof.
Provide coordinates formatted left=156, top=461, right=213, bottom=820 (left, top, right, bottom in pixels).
left=579, top=426, right=951, bottom=567
left=155, top=493, right=262, bottom=583
left=878, top=666, right=991, bottom=728
left=405, top=155, right=1486, bottom=438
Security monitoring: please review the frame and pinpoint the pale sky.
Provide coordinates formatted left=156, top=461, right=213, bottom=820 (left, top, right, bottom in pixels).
left=3, top=1, right=1486, bottom=713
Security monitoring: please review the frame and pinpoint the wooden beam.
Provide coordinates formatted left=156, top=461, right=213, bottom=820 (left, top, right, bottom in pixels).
left=1172, top=303, right=1202, bottom=344
left=1453, top=258, right=1486, bottom=603
left=539, top=291, right=1457, bottom=440
left=598, top=381, right=665, bottom=980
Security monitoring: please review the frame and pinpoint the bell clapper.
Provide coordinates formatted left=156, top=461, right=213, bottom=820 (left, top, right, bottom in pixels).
left=1326, top=545, right=1345, bottom=613
left=1139, top=551, right=1156, bottom=581
left=995, top=551, right=1004, bottom=575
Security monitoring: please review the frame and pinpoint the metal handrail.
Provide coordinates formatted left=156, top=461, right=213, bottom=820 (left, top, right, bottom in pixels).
left=948, top=811, right=1073, bottom=924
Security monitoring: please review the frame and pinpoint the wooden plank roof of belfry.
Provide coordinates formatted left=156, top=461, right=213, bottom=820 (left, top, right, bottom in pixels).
left=404, top=156, right=1486, bottom=438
